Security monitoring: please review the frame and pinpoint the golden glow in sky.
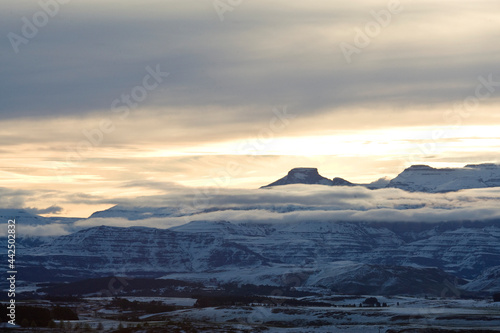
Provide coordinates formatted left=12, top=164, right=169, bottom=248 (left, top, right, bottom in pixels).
left=1, top=0, right=500, bottom=217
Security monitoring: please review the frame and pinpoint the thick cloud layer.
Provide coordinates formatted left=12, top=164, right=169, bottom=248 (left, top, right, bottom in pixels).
left=4, top=184, right=499, bottom=236
left=2, top=0, right=500, bottom=119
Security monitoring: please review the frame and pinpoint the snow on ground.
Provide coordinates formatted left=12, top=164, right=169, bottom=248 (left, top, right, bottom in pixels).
left=159, top=265, right=309, bottom=286
left=55, top=295, right=500, bottom=332
left=84, top=296, right=197, bottom=307
left=150, top=296, right=500, bottom=331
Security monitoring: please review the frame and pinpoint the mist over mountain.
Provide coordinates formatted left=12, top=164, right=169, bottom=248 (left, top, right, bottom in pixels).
left=4, top=163, right=500, bottom=299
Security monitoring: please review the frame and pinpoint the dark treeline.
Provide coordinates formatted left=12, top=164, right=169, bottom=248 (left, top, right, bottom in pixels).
left=0, top=305, right=77, bottom=327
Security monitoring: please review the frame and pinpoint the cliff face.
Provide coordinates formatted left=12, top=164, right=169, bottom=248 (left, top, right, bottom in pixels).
left=20, top=219, right=500, bottom=294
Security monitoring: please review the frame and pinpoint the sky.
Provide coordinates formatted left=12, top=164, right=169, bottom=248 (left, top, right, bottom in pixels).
left=1, top=0, right=500, bottom=217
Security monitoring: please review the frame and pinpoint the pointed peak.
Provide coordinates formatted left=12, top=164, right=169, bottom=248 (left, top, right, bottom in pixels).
left=331, top=177, right=354, bottom=186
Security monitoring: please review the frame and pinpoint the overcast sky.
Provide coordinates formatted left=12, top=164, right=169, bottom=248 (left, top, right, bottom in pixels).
left=1, top=0, right=500, bottom=217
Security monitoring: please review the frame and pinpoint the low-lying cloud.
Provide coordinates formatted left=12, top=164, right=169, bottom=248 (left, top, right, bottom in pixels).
left=46, top=184, right=500, bottom=235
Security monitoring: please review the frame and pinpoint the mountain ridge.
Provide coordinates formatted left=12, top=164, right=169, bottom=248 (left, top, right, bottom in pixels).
left=18, top=219, right=500, bottom=295
left=262, top=163, right=500, bottom=193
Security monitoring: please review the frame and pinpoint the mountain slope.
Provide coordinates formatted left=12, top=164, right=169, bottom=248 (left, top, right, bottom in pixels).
left=0, top=209, right=52, bottom=225
left=19, top=219, right=500, bottom=295
left=387, top=163, right=500, bottom=192
left=21, top=225, right=268, bottom=279
left=464, top=265, right=500, bottom=293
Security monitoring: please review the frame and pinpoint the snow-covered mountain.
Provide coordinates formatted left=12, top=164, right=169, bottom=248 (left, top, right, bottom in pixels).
left=20, top=224, right=269, bottom=281
left=463, top=265, right=500, bottom=293
left=261, top=167, right=335, bottom=187
left=331, top=177, right=354, bottom=186
left=19, top=219, right=500, bottom=295
left=0, top=209, right=52, bottom=225
left=9, top=163, right=500, bottom=296
left=160, top=261, right=464, bottom=296
left=387, top=163, right=500, bottom=192
left=89, top=206, right=184, bottom=220
left=263, top=163, right=500, bottom=193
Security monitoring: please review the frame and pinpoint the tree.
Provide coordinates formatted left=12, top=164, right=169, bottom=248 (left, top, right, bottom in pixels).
left=21, top=318, right=30, bottom=327
left=52, top=306, right=79, bottom=320
left=363, top=297, right=379, bottom=307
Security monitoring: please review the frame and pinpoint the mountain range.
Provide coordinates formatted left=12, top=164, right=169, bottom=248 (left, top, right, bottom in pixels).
left=15, top=218, right=500, bottom=296
left=5, top=163, right=500, bottom=298
left=262, top=163, right=500, bottom=193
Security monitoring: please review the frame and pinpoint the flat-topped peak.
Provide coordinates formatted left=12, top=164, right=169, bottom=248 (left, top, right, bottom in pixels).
left=406, top=165, right=434, bottom=170
left=289, top=167, right=318, bottom=172
left=287, top=167, right=320, bottom=177
left=262, top=167, right=333, bottom=187
left=261, top=167, right=357, bottom=188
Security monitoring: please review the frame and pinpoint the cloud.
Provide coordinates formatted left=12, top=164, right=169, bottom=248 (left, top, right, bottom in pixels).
left=0, top=223, right=71, bottom=237
left=0, top=187, right=31, bottom=208
left=73, top=217, right=189, bottom=230
left=2, top=0, right=500, bottom=218
left=1, top=0, right=499, bottom=120
left=3, top=183, right=500, bottom=235
left=25, top=205, right=63, bottom=215
left=68, top=185, right=500, bottom=230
